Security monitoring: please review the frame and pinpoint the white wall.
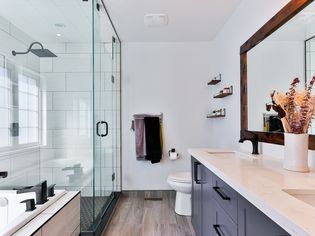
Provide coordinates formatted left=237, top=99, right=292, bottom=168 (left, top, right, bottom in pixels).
left=210, top=0, right=290, bottom=150
left=122, top=42, right=214, bottom=190
left=121, top=0, right=314, bottom=190
left=212, top=0, right=315, bottom=168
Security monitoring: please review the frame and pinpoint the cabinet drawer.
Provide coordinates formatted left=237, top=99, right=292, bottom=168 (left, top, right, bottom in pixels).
left=211, top=174, right=238, bottom=222
left=210, top=200, right=237, bottom=236
left=238, top=195, right=290, bottom=236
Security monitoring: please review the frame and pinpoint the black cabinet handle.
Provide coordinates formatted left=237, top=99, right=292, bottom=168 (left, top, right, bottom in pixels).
left=193, top=161, right=201, bottom=184
left=213, top=186, right=231, bottom=200
left=213, top=224, right=225, bottom=236
left=96, top=121, right=109, bottom=137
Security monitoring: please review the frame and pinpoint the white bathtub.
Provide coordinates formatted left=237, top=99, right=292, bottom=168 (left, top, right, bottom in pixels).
left=0, top=190, right=66, bottom=236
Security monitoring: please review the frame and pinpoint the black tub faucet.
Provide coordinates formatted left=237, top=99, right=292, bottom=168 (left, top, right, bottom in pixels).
left=16, top=181, right=48, bottom=205
left=0, top=171, right=8, bottom=179
left=239, top=130, right=259, bottom=155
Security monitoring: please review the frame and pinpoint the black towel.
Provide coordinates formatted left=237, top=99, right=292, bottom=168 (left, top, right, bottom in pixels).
left=144, top=117, right=162, bottom=164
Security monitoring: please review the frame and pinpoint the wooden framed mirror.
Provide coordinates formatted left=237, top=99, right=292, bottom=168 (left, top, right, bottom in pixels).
left=240, top=0, right=315, bottom=149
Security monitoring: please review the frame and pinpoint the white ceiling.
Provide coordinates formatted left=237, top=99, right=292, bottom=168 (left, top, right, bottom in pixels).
left=0, top=0, right=242, bottom=43
left=104, top=0, right=242, bottom=42
left=0, top=0, right=115, bottom=43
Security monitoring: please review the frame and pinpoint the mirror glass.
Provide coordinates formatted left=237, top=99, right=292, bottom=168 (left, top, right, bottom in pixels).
left=248, top=2, right=315, bottom=134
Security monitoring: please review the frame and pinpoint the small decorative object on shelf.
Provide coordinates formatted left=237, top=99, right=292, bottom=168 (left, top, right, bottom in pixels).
left=207, top=108, right=226, bottom=118
left=266, top=76, right=315, bottom=172
left=208, top=74, right=222, bottom=85
left=213, top=86, right=233, bottom=98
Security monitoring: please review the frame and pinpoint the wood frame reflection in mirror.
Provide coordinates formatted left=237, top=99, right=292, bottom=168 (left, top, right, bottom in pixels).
left=240, top=0, right=315, bottom=149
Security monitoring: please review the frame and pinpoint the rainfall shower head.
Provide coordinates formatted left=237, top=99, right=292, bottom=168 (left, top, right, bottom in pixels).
left=12, top=42, right=57, bottom=58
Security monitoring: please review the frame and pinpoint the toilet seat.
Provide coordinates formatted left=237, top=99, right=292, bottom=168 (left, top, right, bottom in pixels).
left=167, top=172, right=191, bottom=183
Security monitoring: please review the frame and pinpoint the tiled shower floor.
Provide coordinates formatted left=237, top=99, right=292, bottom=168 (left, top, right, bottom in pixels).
left=81, top=196, right=109, bottom=232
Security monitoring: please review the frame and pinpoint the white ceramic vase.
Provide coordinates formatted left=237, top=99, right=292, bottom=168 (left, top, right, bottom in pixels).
left=283, top=133, right=309, bottom=172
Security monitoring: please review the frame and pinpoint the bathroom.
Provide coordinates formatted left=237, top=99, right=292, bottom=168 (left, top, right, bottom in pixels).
left=1, top=0, right=315, bottom=235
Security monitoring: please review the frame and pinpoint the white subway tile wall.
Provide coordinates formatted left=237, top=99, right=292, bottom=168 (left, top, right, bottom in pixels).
left=0, top=150, right=40, bottom=188
left=0, top=15, right=121, bottom=195
left=40, top=41, right=121, bottom=196
left=0, top=16, right=40, bottom=188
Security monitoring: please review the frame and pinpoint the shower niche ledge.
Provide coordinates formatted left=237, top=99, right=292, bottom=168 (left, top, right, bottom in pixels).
left=13, top=191, right=80, bottom=236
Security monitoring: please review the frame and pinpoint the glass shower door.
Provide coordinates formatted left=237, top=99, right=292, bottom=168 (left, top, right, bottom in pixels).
left=92, top=0, right=115, bottom=230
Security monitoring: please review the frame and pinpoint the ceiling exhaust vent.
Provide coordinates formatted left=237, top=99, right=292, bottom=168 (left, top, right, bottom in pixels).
left=144, top=14, right=168, bottom=27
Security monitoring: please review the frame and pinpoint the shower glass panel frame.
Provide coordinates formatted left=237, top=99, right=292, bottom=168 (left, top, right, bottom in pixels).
left=84, top=0, right=121, bottom=234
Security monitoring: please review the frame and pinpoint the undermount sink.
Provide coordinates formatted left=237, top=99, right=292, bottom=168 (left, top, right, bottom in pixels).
left=207, top=150, right=262, bottom=160
left=283, top=189, right=315, bottom=208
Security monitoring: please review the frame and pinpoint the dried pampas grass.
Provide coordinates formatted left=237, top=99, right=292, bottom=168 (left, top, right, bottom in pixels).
left=269, top=76, right=315, bottom=134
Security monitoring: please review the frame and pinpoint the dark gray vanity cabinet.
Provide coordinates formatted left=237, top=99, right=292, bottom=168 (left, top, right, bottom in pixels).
left=192, top=157, right=203, bottom=236
left=238, top=195, right=290, bottom=236
left=211, top=200, right=237, bottom=236
left=191, top=156, right=290, bottom=236
left=202, top=166, right=213, bottom=235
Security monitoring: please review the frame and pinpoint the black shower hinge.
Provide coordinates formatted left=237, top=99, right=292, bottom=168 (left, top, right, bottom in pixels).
left=11, top=123, right=19, bottom=137
left=112, top=173, right=115, bottom=181
left=111, top=75, right=115, bottom=84
left=96, top=3, right=100, bottom=11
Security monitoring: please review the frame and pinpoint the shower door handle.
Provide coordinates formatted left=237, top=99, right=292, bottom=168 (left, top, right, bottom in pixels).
left=102, top=121, right=109, bottom=137
left=96, top=121, right=109, bottom=137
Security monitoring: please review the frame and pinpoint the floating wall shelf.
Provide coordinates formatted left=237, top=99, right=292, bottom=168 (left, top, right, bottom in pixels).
left=213, top=92, right=233, bottom=98
left=207, top=108, right=226, bottom=118
left=213, top=85, right=233, bottom=98
left=207, top=114, right=226, bottom=118
left=207, top=74, right=221, bottom=85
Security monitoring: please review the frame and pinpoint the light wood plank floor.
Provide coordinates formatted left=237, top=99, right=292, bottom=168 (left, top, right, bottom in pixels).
left=102, top=191, right=195, bottom=236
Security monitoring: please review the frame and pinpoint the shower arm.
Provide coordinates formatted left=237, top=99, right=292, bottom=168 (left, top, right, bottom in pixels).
left=12, top=42, right=44, bottom=56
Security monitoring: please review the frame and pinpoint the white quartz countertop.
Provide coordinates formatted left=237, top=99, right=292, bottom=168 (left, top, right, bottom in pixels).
left=188, top=148, right=315, bottom=236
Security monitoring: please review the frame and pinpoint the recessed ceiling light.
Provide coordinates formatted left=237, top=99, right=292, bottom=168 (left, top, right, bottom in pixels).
left=54, top=23, right=66, bottom=28
left=144, top=14, right=168, bottom=27
left=56, top=33, right=62, bottom=37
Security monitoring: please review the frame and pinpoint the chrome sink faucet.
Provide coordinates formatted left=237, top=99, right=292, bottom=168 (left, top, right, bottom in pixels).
left=239, top=130, right=259, bottom=155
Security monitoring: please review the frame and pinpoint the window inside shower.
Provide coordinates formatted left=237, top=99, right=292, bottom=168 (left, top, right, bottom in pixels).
left=0, top=57, right=39, bottom=150
left=0, top=0, right=121, bottom=234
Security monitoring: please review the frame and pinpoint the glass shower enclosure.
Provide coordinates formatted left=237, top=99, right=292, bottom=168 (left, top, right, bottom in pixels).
left=0, top=0, right=121, bottom=235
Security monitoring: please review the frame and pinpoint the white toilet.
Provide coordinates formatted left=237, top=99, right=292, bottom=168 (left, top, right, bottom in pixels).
left=167, top=171, right=192, bottom=216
